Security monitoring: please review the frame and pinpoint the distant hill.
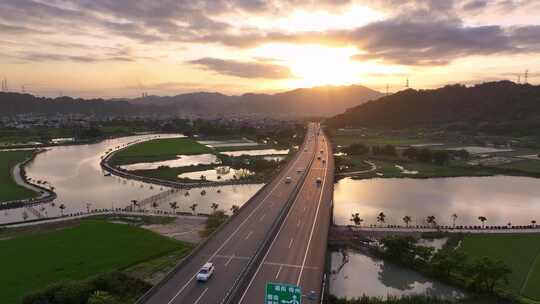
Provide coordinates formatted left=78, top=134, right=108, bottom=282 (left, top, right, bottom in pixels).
left=326, top=81, right=540, bottom=134
left=0, top=85, right=382, bottom=118
left=130, top=85, right=383, bottom=117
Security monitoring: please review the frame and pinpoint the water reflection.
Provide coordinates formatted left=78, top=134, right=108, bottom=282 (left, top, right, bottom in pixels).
left=220, top=149, right=289, bottom=157
left=334, top=176, right=540, bottom=226
left=120, top=154, right=219, bottom=170
left=330, top=250, right=464, bottom=299
left=177, top=167, right=253, bottom=182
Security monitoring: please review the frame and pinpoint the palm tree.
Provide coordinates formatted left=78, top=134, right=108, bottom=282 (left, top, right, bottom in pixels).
left=200, top=190, right=206, bottom=196
left=211, top=203, right=219, bottom=213
left=402, top=216, right=412, bottom=228
left=131, top=199, right=138, bottom=211
left=377, top=212, right=386, bottom=227
left=151, top=202, right=159, bottom=213
left=478, top=216, right=487, bottom=228
left=426, top=215, right=437, bottom=228
left=189, top=203, right=198, bottom=215
left=169, top=202, right=178, bottom=214
left=230, top=205, right=239, bottom=214
left=532, top=220, right=537, bottom=227
left=22, top=211, right=29, bottom=221
left=59, top=204, right=66, bottom=216
left=452, top=213, right=458, bottom=228
left=350, top=213, right=363, bottom=227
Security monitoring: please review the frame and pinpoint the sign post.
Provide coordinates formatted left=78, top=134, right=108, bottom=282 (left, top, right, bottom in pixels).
left=265, top=282, right=302, bottom=304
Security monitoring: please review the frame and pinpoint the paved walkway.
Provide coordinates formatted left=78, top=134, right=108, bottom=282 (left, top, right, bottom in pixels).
left=337, top=160, right=377, bottom=176
left=337, top=226, right=540, bottom=234
left=2, top=210, right=206, bottom=229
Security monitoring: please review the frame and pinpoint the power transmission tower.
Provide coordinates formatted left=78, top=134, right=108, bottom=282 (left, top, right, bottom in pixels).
left=405, top=78, right=409, bottom=89
left=524, top=69, right=529, bottom=84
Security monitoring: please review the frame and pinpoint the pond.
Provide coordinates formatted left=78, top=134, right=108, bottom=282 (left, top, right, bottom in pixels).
left=330, top=249, right=465, bottom=300
left=0, top=134, right=264, bottom=224
left=119, top=154, right=220, bottom=171
left=177, top=167, right=253, bottom=182
left=334, top=176, right=540, bottom=226
left=220, top=148, right=289, bottom=157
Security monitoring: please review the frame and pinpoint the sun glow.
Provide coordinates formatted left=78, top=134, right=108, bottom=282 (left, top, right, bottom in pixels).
left=252, top=44, right=362, bottom=87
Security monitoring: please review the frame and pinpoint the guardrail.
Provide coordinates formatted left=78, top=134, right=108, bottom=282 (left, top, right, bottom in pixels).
left=220, top=133, right=318, bottom=304
left=134, top=129, right=311, bottom=304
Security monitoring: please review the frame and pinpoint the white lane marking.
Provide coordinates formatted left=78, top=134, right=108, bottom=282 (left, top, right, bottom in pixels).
left=164, top=136, right=313, bottom=304
left=193, top=288, right=208, bottom=304
left=265, top=262, right=319, bottom=270
left=288, top=238, right=294, bottom=249
left=238, top=138, right=318, bottom=304
left=225, top=254, right=235, bottom=267
left=297, top=136, right=329, bottom=286
left=275, top=265, right=283, bottom=279
left=245, top=231, right=253, bottom=240
left=259, top=214, right=266, bottom=222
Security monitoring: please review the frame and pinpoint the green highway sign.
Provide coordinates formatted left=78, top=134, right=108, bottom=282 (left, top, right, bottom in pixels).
left=265, top=282, right=301, bottom=304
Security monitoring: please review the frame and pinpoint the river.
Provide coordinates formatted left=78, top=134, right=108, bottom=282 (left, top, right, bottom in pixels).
left=1, top=134, right=263, bottom=224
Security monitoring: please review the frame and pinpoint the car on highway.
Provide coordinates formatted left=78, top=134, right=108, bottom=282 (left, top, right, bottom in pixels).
left=196, top=262, right=215, bottom=282
left=316, top=177, right=322, bottom=185
left=317, top=156, right=321, bottom=160
left=296, top=169, right=303, bottom=174
left=285, top=176, right=292, bottom=184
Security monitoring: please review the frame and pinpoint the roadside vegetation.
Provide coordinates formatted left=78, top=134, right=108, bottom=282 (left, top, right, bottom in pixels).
left=326, top=294, right=503, bottom=304
left=0, top=150, right=39, bottom=202
left=0, top=219, right=192, bottom=304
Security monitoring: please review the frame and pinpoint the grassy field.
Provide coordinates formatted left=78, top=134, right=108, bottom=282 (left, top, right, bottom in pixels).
left=132, top=164, right=216, bottom=183
left=0, top=220, right=191, bottom=304
left=497, top=159, right=540, bottom=174
left=460, top=234, right=540, bottom=301
left=111, top=137, right=212, bottom=165
left=0, top=150, right=39, bottom=202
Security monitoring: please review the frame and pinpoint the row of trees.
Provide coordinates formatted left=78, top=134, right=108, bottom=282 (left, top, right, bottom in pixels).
left=378, top=236, right=512, bottom=294
left=351, top=212, right=537, bottom=229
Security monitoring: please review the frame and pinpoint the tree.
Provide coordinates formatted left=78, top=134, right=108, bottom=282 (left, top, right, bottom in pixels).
left=22, top=210, right=29, bottom=221
left=380, top=235, right=417, bottom=263
left=532, top=220, right=537, bottom=227
left=377, top=212, right=386, bottom=227
left=426, top=215, right=437, bottom=228
left=403, top=147, right=418, bottom=160
left=402, top=215, right=412, bottom=228
left=478, top=216, right=487, bottom=228
left=230, top=204, right=239, bottom=214
left=432, top=150, right=450, bottom=166
left=350, top=213, right=363, bottom=227
left=59, top=203, right=66, bottom=216
left=466, top=257, right=512, bottom=293
left=452, top=213, right=458, bottom=228
left=431, top=250, right=467, bottom=278
left=344, top=142, right=369, bottom=155
left=151, top=201, right=159, bottom=211
left=189, top=203, right=198, bottom=215
left=131, top=199, right=138, bottom=211
left=211, top=203, right=219, bottom=213
left=87, top=291, right=116, bottom=304
left=169, top=201, right=178, bottom=214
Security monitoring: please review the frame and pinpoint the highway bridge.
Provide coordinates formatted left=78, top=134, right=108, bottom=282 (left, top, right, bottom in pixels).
left=138, top=122, right=334, bottom=304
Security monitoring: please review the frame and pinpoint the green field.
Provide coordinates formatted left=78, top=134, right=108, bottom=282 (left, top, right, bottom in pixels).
left=0, top=220, right=191, bottom=304
left=0, top=150, right=39, bottom=202
left=111, top=137, right=212, bottom=165
left=460, top=234, right=540, bottom=301
left=497, top=159, right=540, bottom=174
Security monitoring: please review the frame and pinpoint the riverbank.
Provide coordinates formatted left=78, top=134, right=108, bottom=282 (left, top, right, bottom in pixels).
left=0, top=149, right=56, bottom=208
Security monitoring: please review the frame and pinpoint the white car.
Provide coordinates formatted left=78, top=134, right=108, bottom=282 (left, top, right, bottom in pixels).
left=285, top=176, right=292, bottom=184
left=196, top=262, right=215, bottom=281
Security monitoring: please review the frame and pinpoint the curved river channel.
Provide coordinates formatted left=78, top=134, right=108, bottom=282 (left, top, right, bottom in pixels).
left=1, top=134, right=263, bottom=224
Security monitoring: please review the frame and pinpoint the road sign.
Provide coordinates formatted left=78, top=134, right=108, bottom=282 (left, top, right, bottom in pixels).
left=265, top=282, right=301, bottom=304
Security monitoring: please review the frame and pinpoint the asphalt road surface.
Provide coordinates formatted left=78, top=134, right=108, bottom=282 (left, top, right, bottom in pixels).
left=141, top=123, right=325, bottom=304
left=238, top=127, right=334, bottom=304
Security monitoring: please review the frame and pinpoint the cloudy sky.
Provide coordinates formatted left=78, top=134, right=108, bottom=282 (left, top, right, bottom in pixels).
left=1, top=0, right=539, bottom=98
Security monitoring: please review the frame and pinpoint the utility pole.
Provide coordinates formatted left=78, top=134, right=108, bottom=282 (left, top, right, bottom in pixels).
left=405, top=78, right=409, bottom=89
left=524, top=69, right=529, bottom=84
left=517, top=75, right=521, bottom=84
